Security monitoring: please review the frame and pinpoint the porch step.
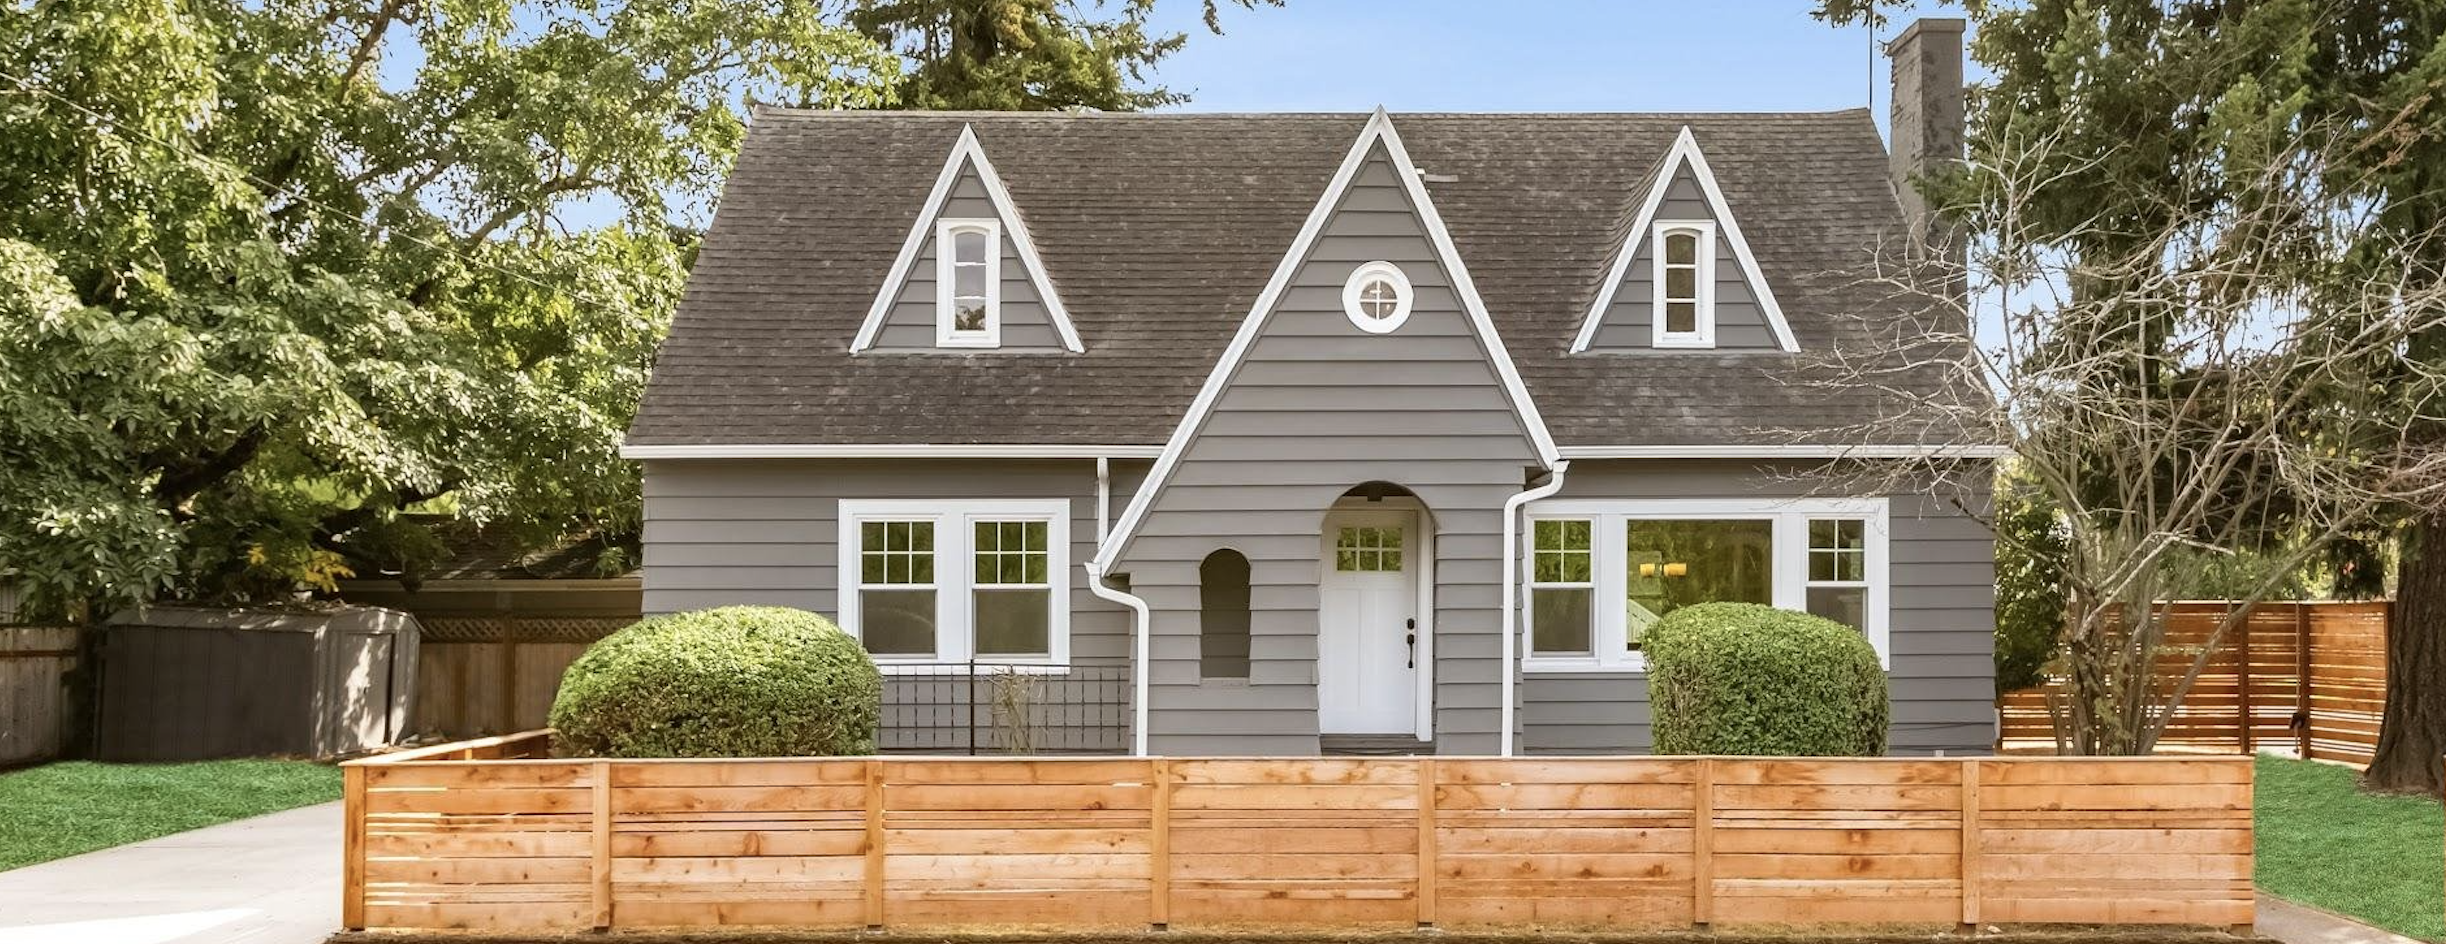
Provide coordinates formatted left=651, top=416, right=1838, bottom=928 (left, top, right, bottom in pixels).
left=1320, top=734, right=1435, bottom=756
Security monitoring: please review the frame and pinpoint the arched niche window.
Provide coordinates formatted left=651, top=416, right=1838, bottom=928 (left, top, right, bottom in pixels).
left=1199, top=549, right=1251, bottom=680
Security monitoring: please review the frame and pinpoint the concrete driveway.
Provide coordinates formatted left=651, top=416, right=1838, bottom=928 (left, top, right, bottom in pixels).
left=0, top=802, right=338, bottom=944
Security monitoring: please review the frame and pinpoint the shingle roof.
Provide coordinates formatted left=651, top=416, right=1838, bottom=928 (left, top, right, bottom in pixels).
left=627, top=109, right=1974, bottom=449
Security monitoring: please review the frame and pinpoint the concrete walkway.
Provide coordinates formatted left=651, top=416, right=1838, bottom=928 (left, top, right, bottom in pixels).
left=2256, top=894, right=2428, bottom=944
left=0, top=802, right=339, bottom=944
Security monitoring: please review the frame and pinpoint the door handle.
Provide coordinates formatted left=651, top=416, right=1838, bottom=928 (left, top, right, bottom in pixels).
left=1405, top=618, right=1417, bottom=668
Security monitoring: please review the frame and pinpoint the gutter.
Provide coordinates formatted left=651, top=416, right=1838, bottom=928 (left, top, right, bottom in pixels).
left=1082, top=561, right=1152, bottom=757
left=1498, top=460, right=1572, bottom=757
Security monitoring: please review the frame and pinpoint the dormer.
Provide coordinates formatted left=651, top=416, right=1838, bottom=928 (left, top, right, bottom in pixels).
left=1572, top=126, right=1796, bottom=353
left=852, top=126, right=1082, bottom=354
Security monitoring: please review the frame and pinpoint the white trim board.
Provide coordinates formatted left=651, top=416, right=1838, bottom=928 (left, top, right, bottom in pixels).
left=1090, top=107, right=1564, bottom=572
left=850, top=124, right=1084, bottom=353
left=621, top=443, right=1162, bottom=460
left=1571, top=126, right=1799, bottom=353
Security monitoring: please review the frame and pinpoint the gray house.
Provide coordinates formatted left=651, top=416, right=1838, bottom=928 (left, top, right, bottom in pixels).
left=625, top=20, right=1999, bottom=757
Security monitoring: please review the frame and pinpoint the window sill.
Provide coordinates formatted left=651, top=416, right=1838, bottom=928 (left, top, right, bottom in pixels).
left=876, top=662, right=1071, bottom=677
left=1522, top=656, right=1648, bottom=675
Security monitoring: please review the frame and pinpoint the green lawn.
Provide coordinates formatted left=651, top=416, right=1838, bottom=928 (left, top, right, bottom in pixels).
left=0, top=758, right=341, bottom=871
left=2256, top=753, right=2445, bottom=941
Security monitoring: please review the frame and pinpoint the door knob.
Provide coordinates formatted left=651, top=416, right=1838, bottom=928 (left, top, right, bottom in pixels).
left=1405, top=618, right=1417, bottom=668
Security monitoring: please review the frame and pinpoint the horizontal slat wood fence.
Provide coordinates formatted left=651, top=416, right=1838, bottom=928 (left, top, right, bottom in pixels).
left=345, top=734, right=2253, bottom=932
left=1999, top=601, right=2388, bottom=766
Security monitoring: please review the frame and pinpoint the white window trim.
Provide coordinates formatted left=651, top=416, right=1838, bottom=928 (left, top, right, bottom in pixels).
left=935, top=219, right=1001, bottom=348
left=1650, top=220, right=1716, bottom=349
left=837, top=498, right=1071, bottom=671
left=1519, top=497, right=1890, bottom=674
left=1341, top=260, right=1414, bottom=334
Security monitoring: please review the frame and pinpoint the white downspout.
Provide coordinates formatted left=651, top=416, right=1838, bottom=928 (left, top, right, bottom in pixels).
left=1499, top=461, right=1571, bottom=757
left=1083, top=561, right=1151, bottom=756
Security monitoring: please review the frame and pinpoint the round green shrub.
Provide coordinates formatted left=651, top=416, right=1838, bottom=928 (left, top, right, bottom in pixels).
left=549, top=606, right=881, bottom=758
left=1646, top=602, right=1889, bottom=756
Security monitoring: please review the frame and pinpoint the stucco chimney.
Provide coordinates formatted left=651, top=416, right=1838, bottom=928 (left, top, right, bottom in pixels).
left=1886, top=17, right=1966, bottom=261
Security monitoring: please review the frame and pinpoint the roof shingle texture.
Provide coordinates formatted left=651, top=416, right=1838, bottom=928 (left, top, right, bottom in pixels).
left=628, top=110, right=1971, bottom=448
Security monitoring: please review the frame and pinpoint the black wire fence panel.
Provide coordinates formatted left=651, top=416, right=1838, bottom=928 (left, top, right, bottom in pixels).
left=878, top=663, right=1130, bottom=755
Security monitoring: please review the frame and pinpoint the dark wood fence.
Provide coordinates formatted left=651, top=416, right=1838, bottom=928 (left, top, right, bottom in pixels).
left=0, top=626, right=79, bottom=766
left=1999, top=601, right=2388, bottom=766
left=411, top=617, right=628, bottom=739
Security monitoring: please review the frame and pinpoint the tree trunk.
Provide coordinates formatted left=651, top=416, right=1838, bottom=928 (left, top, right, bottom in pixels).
left=2367, top=512, right=2446, bottom=794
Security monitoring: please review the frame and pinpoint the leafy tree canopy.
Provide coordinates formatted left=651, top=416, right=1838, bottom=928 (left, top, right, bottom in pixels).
left=0, top=0, right=1269, bottom=620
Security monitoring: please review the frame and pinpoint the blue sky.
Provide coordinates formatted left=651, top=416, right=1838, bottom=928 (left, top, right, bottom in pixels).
left=1142, top=1, right=1958, bottom=139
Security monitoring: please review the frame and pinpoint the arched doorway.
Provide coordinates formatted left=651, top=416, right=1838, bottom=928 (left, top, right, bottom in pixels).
left=1317, top=482, right=1432, bottom=739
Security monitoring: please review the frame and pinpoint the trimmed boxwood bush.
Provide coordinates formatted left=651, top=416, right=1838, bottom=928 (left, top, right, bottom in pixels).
left=1646, top=602, right=1889, bottom=756
left=549, top=606, right=881, bottom=758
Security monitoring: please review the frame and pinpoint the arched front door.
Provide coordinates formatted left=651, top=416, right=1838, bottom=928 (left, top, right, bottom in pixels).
left=1317, top=502, right=1424, bottom=735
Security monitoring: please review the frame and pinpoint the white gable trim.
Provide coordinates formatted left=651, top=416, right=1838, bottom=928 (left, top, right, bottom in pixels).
left=1570, top=126, right=1799, bottom=353
left=850, top=125, right=1084, bottom=353
left=1091, top=108, right=1563, bottom=572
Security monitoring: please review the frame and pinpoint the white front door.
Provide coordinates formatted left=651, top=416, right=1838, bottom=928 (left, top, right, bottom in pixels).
left=1318, top=508, right=1420, bottom=735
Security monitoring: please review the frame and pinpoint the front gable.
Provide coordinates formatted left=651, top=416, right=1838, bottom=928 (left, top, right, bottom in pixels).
left=851, top=126, right=1083, bottom=353
left=1095, top=109, right=1559, bottom=572
left=1571, top=127, right=1797, bottom=353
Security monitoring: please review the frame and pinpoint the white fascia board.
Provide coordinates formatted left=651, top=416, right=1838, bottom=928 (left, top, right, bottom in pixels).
left=621, top=443, right=1163, bottom=460
left=1572, top=126, right=1800, bottom=353
left=850, top=124, right=1084, bottom=353
left=1090, top=107, right=1564, bottom=572
left=1555, top=443, right=2012, bottom=460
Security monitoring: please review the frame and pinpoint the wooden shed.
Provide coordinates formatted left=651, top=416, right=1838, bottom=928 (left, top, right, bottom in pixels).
left=96, top=605, right=419, bottom=760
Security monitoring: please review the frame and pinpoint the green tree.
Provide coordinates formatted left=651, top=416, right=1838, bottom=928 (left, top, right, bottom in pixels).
left=849, top=0, right=1283, bottom=110
left=1817, top=1, right=2446, bottom=792
left=0, top=0, right=1277, bottom=622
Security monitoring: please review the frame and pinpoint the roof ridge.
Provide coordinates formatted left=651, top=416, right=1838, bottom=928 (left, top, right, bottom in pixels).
left=745, top=106, right=1877, bottom=121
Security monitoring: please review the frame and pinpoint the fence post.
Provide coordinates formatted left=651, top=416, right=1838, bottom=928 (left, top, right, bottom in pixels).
left=590, top=759, right=611, bottom=929
left=865, top=759, right=886, bottom=929
left=342, top=765, right=365, bottom=930
left=1959, top=758, right=1981, bottom=933
left=1151, top=757, right=1171, bottom=930
left=2235, top=607, right=2255, bottom=753
left=1693, top=757, right=1714, bottom=931
left=2295, top=605, right=2314, bottom=760
left=1417, top=757, right=1437, bottom=928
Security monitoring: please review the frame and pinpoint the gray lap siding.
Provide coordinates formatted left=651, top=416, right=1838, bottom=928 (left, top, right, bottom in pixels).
left=1519, top=459, right=1998, bottom=756
left=640, top=458, right=1143, bottom=748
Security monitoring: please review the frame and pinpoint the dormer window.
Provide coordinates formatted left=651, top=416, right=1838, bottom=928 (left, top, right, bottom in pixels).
left=1653, top=221, right=1715, bottom=348
left=937, top=219, right=1000, bottom=347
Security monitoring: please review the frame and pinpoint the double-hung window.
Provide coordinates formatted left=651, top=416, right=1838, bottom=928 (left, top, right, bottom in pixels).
left=1651, top=220, right=1716, bottom=348
left=1523, top=498, right=1888, bottom=672
left=936, top=219, right=1000, bottom=347
left=839, top=499, right=1069, bottom=668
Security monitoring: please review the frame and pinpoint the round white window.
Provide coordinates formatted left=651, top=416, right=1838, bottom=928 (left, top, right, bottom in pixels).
left=1341, top=261, right=1413, bottom=334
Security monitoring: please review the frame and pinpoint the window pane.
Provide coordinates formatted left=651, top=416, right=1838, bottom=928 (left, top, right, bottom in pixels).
left=1626, top=519, right=1773, bottom=648
left=954, top=301, right=987, bottom=332
left=953, top=229, right=988, bottom=264
left=861, top=589, right=936, bottom=655
left=954, top=261, right=987, bottom=297
left=1807, top=586, right=1867, bottom=632
left=1531, top=587, right=1593, bottom=656
left=1664, top=231, right=1696, bottom=266
left=1665, top=300, right=1697, bottom=334
left=1665, top=266, right=1696, bottom=300
left=975, top=588, right=1051, bottom=656
left=1200, top=549, right=1252, bottom=679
